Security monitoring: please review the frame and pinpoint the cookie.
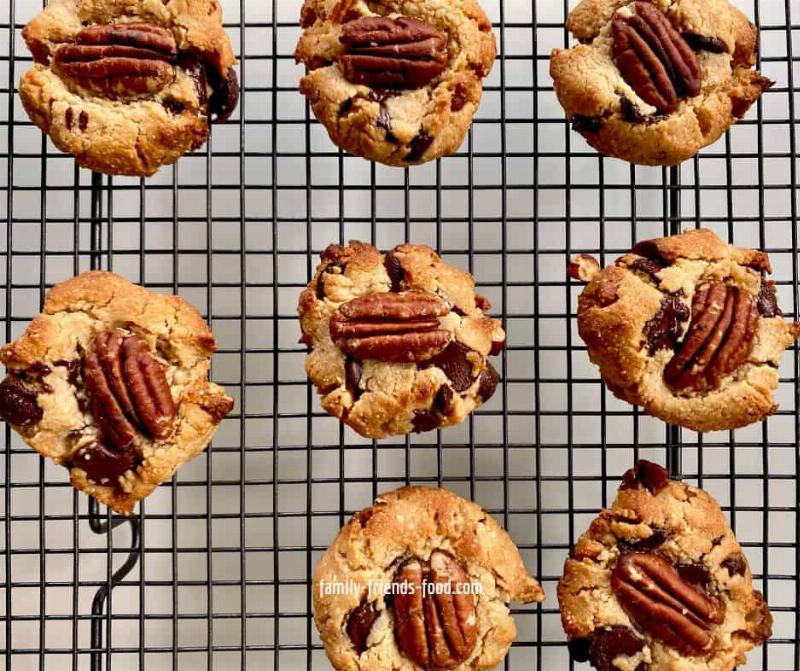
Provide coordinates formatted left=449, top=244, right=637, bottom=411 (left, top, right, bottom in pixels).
left=294, top=0, right=496, bottom=166
left=559, top=460, right=772, bottom=671
left=0, top=271, right=234, bottom=514
left=550, top=0, right=772, bottom=165
left=20, top=0, right=239, bottom=177
left=314, top=486, right=545, bottom=671
left=298, top=242, right=506, bottom=439
left=569, top=229, right=800, bottom=432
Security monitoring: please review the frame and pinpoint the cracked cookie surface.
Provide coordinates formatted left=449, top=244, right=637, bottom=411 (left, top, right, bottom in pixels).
left=298, top=241, right=506, bottom=439
left=0, top=271, right=234, bottom=514
left=294, top=0, right=496, bottom=166
left=570, top=228, right=800, bottom=433
left=20, top=0, right=239, bottom=176
left=550, top=0, right=771, bottom=165
left=314, top=486, right=544, bottom=671
left=558, top=460, right=771, bottom=671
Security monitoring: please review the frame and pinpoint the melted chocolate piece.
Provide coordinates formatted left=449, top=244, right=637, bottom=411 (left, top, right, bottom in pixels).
left=384, top=252, right=405, bottom=292
left=0, top=377, right=43, bottom=426
left=630, top=257, right=665, bottom=284
left=425, top=341, right=474, bottom=392
left=721, top=553, right=747, bottom=577
left=60, top=359, right=82, bottom=387
left=683, top=33, right=728, bottom=54
left=588, top=627, right=645, bottom=671
left=451, top=83, right=468, bottom=111
left=346, top=601, right=380, bottom=654
left=412, top=384, right=454, bottom=433
left=677, top=562, right=712, bottom=589
left=78, top=111, right=89, bottom=131
left=370, top=90, right=395, bottom=139
left=405, top=132, right=433, bottom=163
left=618, top=527, right=671, bottom=553
left=316, top=262, right=345, bottom=300
left=477, top=362, right=500, bottom=401
left=620, top=96, right=646, bottom=123
left=345, top=358, right=363, bottom=399
left=643, top=293, right=690, bottom=355
left=620, top=460, right=670, bottom=494
left=71, top=441, right=136, bottom=484
left=572, top=115, right=603, bottom=134
left=757, top=278, right=781, bottom=318
left=208, top=67, right=240, bottom=123
left=340, top=98, right=354, bottom=116
left=567, top=637, right=592, bottom=663
left=489, top=335, right=506, bottom=357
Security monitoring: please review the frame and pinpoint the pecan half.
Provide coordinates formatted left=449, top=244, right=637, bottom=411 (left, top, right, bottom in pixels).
left=83, top=329, right=176, bottom=450
left=612, top=2, right=702, bottom=114
left=53, top=23, right=177, bottom=99
left=339, top=16, right=448, bottom=88
left=330, top=291, right=452, bottom=363
left=664, top=281, right=757, bottom=392
left=393, top=551, right=478, bottom=669
left=611, top=553, right=723, bottom=656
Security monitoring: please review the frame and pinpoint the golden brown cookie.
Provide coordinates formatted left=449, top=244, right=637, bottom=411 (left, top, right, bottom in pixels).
left=570, top=229, right=800, bottom=433
left=294, top=0, right=496, bottom=166
left=20, top=0, right=239, bottom=176
left=559, top=460, right=772, bottom=671
left=314, top=486, right=545, bottom=671
left=298, top=242, right=506, bottom=439
left=0, top=271, right=234, bottom=514
left=550, top=0, right=771, bottom=165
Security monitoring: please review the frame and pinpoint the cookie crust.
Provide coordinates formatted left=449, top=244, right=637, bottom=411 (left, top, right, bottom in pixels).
left=20, top=0, right=238, bottom=176
left=314, top=486, right=544, bottom=671
left=573, top=229, right=800, bottom=433
left=558, top=461, right=772, bottom=671
left=295, top=0, right=496, bottom=165
left=0, top=271, right=233, bottom=514
left=298, top=242, right=506, bottom=439
left=550, top=0, right=771, bottom=165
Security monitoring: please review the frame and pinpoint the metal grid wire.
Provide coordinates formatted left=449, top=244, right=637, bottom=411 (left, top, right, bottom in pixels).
left=0, top=0, right=798, bottom=668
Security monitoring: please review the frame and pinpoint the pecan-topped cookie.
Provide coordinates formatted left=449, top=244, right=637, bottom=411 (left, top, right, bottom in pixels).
left=559, top=461, right=772, bottom=671
left=0, top=271, right=234, bottom=514
left=570, top=229, right=800, bottom=432
left=550, top=0, right=772, bottom=165
left=20, top=0, right=239, bottom=176
left=294, top=0, right=496, bottom=165
left=298, top=242, right=506, bottom=438
left=314, top=487, right=544, bottom=671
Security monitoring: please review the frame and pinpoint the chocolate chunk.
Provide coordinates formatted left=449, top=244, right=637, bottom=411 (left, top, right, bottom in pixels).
left=643, top=293, right=690, bottom=355
left=177, top=55, right=208, bottom=109
left=340, top=98, right=354, bottom=116
left=345, top=358, right=363, bottom=399
left=618, top=527, right=670, bottom=553
left=721, top=553, right=747, bottom=577
left=162, top=98, right=186, bottom=115
left=682, top=33, right=728, bottom=54
left=208, top=67, right=240, bottom=123
left=567, top=637, right=592, bottom=663
left=384, top=252, right=405, bottom=292
left=405, top=131, right=433, bottom=163
left=757, top=278, right=781, bottom=318
left=60, top=359, right=82, bottom=387
left=620, top=96, right=646, bottom=123
left=65, top=107, right=74, bottom=129
left=426, top=341, right=474, bottom=392
left=677, top=562, right=712, bottom=589
left=71, top=441, right=136, bottom=484
left=316, top=262, right=345, bottom=300
left=346, top=600, right=380, bottom=654
left=630, top=256, right=665, bottom=284
left=620, top=460, right=670, bottom=494
left=412, top=384, right=454, bottom=433
left=451, top=83, right=468, bottom=111
left=79, top=110, right=89, bottom=131
left=0, top=377, right=43, bottom=426
left=477, top=362, right=499, bottom=401
left=572, top=115, right=603, bottom=134
left=588, top=627, right=645, bottom=671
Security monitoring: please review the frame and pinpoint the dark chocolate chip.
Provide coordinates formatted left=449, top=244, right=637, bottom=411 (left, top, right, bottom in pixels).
left=757, top=278, right=781, bottom=318
left=683, top=32, right=728, bottom=54
left=426, top=341, right=474, bottom=392
left=412, top=384, right=454, bottom=434
left=405, top=132, right=434, bottom=163
left=65, top=107, right=74, bottom=130
left=620, top=460, right=670, bottom=495
left=435, top=384, right=455, bottom=414
left=209, top=67, right=240, bottom=123
left=567, top=637, right=592, bottom=663
left=316, top=262, right=345, bottom=300
left=643, top=293, right=690, bottom=355
left=721, top=553, right=747, bottom=577
left=630, top=257, right=665, bottom=285
left=346, top=600, right=380, bottom=654
left=340, top=98, right=355, bottom=116
left=571, top=114, right=603, bottom=134
left=162, top=98, right=186, bottom=115
left=60, top=359, right=82, bottom=387
left=677, top=562, right=712, bottom=589
left=78, top=111, right=88, bottom=131
left=384, top=252, right=405, bottom=292
left=71, top=441, right=136, bottom=484
left=620, top=96, right=646, bottom=123
left=618, top=527, right=670, bottom=553
left=588, top=627, right=645, bottom=671
left=177, top=55, right=209, bottom=109
left=451, top=83, right=468, bottom=112
left=345, top=357, right=363, bottom=400
left=477, top=362, right=500, bottom=402
left=0, top=376, right=43, bottom=426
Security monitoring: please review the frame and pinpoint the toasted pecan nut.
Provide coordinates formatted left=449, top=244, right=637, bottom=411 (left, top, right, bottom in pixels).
left=330, top=291, right=453, bottom=363
left=393, top=551, right=478, bottom=669
left=339, top=16, right=448, bottom=89
left=568, top=254, right=601, bottom=283
left=612, top=2, right=701, bottom=114
left=84, top=329, right=176, bottom=450
left=611, top=552, right=723, bottom=656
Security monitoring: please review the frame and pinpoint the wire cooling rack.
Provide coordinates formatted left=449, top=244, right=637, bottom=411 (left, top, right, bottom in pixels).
left=0, top=0, right=798, bottom=669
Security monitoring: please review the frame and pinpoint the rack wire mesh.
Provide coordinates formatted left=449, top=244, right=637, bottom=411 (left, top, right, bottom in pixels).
left=0, top=0, right=798, bottom=669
